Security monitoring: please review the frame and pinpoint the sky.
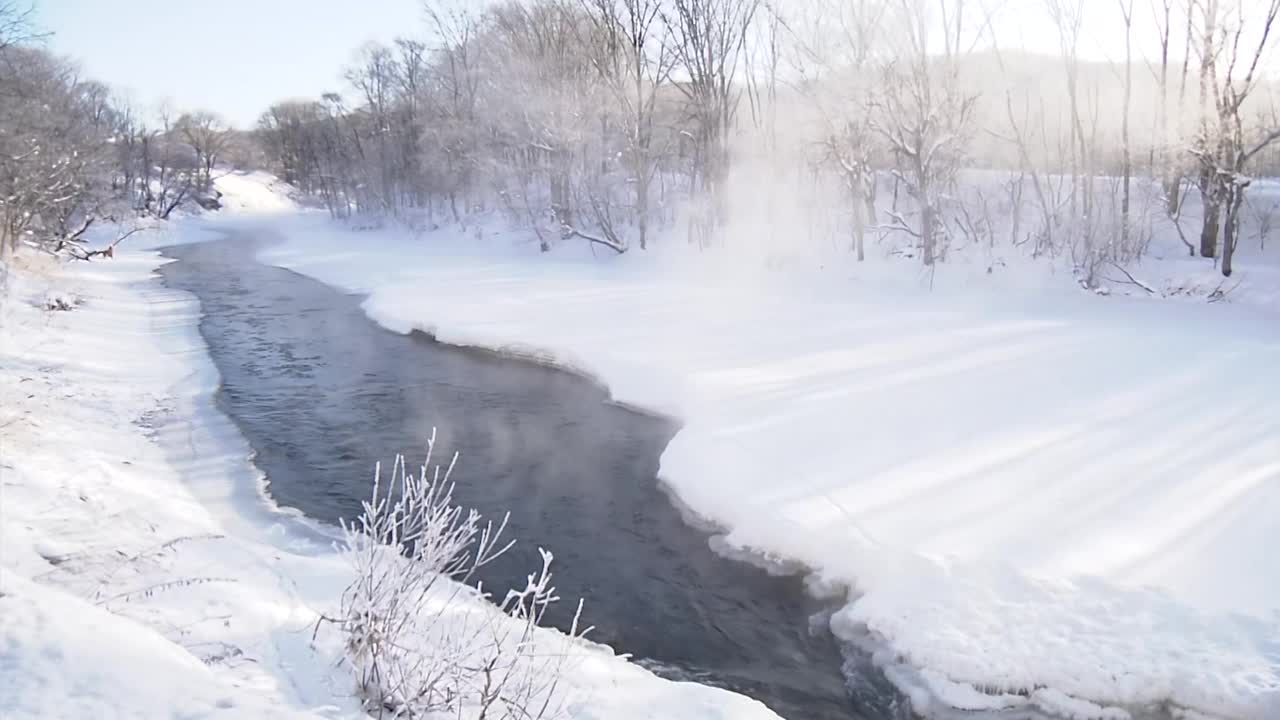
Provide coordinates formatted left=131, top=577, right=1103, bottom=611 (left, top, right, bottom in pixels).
left=36, top=0, right=425, bottom=128
left=33, top=0, right=1207, bottom=131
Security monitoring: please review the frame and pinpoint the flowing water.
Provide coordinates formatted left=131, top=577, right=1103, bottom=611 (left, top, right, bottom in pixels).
left=159, top=234, right=906, bottom=720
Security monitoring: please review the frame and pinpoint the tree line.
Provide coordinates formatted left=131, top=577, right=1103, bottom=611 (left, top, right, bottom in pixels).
left=4, top=0, right=1277, bottom=282
left=253, top=0, right=1280, bottom=281
left=257, top=0, right=708, bottom=253
left=0, top=2, right=244, bottom=263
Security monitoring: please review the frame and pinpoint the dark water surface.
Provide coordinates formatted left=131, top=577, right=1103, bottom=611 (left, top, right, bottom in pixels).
left=160, top=235, right=904, bottom=720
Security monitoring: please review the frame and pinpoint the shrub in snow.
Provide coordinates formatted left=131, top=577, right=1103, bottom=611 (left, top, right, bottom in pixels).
left=336, top=429, right=585, bottom=718
left=41, top=292, right=83, bottom=311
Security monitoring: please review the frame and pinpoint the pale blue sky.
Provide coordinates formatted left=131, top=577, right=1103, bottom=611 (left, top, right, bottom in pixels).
left=36, top=0, right=425, bottom=128
left=33, top=0, right=1190, bottom=130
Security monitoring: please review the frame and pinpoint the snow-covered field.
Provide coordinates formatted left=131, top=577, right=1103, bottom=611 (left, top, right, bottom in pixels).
left=0, top=180, right=782, bottom=720
left=231, top=172, right=1280, bottom=719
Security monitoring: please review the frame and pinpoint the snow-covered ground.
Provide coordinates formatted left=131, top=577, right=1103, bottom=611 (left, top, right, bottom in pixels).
left=0, top=176, right=783, bottom=720
left=225, top=171, right=1280, bottom=720
left=9, top=168, right=1274, bottom=719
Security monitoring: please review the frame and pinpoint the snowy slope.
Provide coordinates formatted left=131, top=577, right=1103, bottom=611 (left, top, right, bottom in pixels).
left=0, top=195, right=782, bottom=719
left=211, top=169, right=301, bottom=214
left=246, top=183, right=1280, bottom=718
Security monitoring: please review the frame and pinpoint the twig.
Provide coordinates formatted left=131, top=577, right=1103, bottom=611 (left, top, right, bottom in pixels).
left=96, top=576, right=237, bottom=605
left=1104, top=261, right=1157, bottom=295
left=1207, top=276, right=1244, bottom=303
left=560, top=224, right=626, bottom=254
left=64, top=228, right=147, bottom=261
left=871, top=208, right=921, bottom=239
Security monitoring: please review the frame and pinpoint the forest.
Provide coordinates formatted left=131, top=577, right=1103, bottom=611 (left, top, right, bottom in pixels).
left=4, top=0, right=1280, bottom=280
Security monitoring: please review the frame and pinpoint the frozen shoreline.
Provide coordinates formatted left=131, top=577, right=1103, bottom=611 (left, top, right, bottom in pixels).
left=253, top=199, right=1280, bottom=719
left=0, top=244, right=353, bottom=718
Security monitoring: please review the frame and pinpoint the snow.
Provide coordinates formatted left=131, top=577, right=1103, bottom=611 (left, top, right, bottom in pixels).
left=1030, top=689, right=1133, bottom=720
left=9, top=167, right=1270, bottom=719
left=0, top=570, right=308, bottom=720
left=0, top=190, right=781, bottom=719
left=210, top=170, right=300, bottom=214
left=231, top=166, right=1280, bottom=719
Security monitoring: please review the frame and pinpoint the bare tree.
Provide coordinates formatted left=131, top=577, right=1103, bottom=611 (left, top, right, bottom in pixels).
left=664, top=0, right=761, bottom=246
left=1118, top=0, right=1135, bottom=251
left=1191, top=0, right=1280, bottom=275
left=791, top=0, right=888, bottom=261
left=872, top=0, right=979, bottom=265
left=1147, top=0, right=1199, bottom=254
left=0, top=1, right=37, bottom=55
left=1193, top=0, right=1223, bottom=258
left=580, top=0, right=676, bottom=250
left=0, top=46, right=113, bottom=260
left=1044, top=0, right=1094, bottom=224
left=423, top=1, right=485, bottom=222
left=177, top=111, right=229, bottom=193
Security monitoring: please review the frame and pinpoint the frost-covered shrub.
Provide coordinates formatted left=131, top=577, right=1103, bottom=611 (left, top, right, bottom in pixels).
left=337, top=428, right=585, bottom=718
left=42, top=292, right=83, bottom=312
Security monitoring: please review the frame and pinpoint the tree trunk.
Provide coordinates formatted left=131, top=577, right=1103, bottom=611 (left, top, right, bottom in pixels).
left=0, top=228, right=13, bottom=292
left=851, top=181, right=865, bottom=261
left=1200, top=189, right=1221, bottom=258
left=921, top=203, right=937, bottom=266
left=864, top=175, right=877, bottom=225
left=637, top=182, right=649, bottom=251
left=1121, top=173, right=1131, bottom=249
left=1120, top=4, right=1133, bottom=252
left=1222, top=184, right=1244, bottom=276
left=1165, top=175, right=1183, bottom=216
left=550, top=167, right=572, bottom=227
left=634, top=140, right=652, bottom=249
left=0, top=228, right=13, bottom=264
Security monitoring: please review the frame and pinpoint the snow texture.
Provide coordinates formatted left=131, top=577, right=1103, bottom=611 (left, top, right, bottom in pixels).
left=238, top=165, right=1280, bottom=720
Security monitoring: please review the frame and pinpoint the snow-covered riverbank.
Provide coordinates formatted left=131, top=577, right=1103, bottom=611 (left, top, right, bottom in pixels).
left=245, top=178, right=1280, bottom=718
left=0, top=211, right=782, bottom=719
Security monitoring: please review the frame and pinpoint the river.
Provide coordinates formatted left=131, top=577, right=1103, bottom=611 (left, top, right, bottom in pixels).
left=159, top=233, right=906, bottom=720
